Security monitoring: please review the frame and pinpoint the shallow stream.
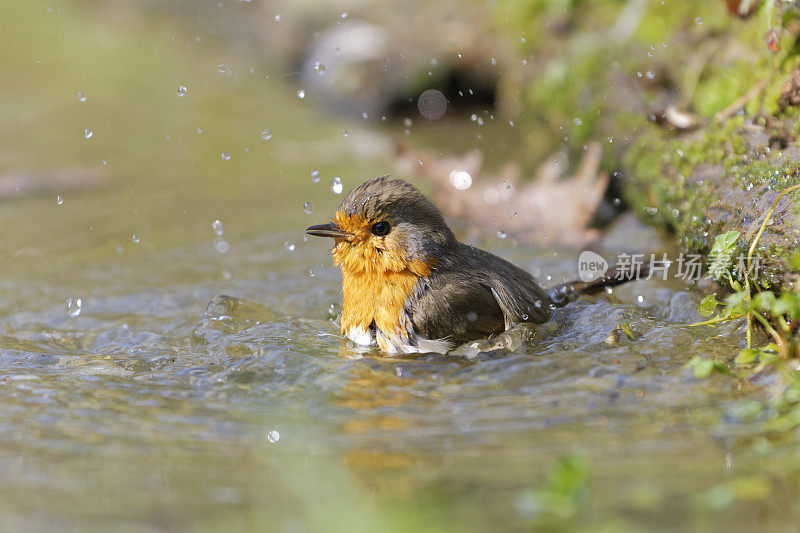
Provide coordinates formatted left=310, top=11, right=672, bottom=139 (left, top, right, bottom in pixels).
left=1, top=2, right=799, bottom=531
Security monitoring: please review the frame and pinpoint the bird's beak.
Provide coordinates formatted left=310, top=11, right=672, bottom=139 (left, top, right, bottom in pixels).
left=306, top=223, right=352, bottom=239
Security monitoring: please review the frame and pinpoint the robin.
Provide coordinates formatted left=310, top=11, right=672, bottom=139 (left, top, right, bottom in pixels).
left=307, top=176, right=641, bottom=354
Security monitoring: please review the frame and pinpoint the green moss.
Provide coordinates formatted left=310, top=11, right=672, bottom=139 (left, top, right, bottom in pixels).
left=623, top=113, right=800, bottom=292
left=488, top=0, right=800, bottom=290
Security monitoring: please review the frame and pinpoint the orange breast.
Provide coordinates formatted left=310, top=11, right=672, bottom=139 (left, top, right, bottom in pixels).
left=333, top=241, right=433, bottom=350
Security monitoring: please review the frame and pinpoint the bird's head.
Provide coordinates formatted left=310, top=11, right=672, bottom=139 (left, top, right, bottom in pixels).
left=306, top=176, right=457, bottom=277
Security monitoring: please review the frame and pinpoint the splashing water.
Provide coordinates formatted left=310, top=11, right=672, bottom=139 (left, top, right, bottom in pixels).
left=212, top=220, right=224, bottom=236
left=65, top=297, right=82, bottom=317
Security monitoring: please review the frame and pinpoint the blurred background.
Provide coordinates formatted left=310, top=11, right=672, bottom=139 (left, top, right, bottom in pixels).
left=2, top=0, right=800, bottom=531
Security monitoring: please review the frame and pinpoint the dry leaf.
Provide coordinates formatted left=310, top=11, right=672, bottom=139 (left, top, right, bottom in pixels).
left=395, top=141, right=609, bottom=247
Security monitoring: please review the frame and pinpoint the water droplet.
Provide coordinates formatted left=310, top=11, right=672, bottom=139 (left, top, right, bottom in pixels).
left=313, top=61, right=326, bottom=73
left=341, top=129, right=348, bottom=138
left=490, top=57, right=497, bottom=65
left=56, top=195, right=63, bottom=205
left=220, top=152, right=231, bottom=161
left=303, top=201, right=314, bottom=214
left=215, top=238, right=230, bottom=254
left=521, top=313, right=529, bottom=320
left=308, top=269, right=315, bottom=278
left=497, top=230, right=507, bottom=239
left=331, top=177, right=343, bottom=194
left=132, top=234, right=141, bottom=244
left=296, top=89, right=306, bottom=99
left=470, top=114, right=478, bottom=122
left=284, top=241, right=296, bottom=252
left=259, top=128, right=272, bottom=141
left=637, top=295, right=644, bottom=303
left=449, top=170, right=472, bottom=190
left=218, top=64, right=226, bottom=73
left=574, top=117, right=583, bottom=125
left=310, top=169, right=320, bottom=183
left=417, top=89, right=447, bottom=120
left=274, top=14, right=281, bottom=22
left=84, top=127, right=93, bottom=139
left=267, top=430, right=280, bottom=443
left=212, top=219, right=224, bottom=236
left=177, top=84, right=187, bottom=97
left=696, top=17, right=703, bottom=24
left=77, top=90, right=87, bottom=102
left=66, top=297, right=82, bottom=317
left=341, top=11, right=348, bottom=19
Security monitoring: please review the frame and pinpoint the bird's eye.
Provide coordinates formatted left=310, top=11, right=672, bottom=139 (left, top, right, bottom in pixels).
left=370, top=221, right=391, bottom=236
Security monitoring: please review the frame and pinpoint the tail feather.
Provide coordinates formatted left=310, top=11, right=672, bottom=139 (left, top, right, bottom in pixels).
left=548, top=264, right=650, bottom=308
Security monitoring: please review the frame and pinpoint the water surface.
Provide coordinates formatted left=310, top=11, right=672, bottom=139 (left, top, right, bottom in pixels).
left=1, top=2, right=798, bottom=531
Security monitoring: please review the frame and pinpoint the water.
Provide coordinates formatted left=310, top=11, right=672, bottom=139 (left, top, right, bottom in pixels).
left=0, top=224, right=787, bottom=530
left=1, top=2, right=798, bottom=531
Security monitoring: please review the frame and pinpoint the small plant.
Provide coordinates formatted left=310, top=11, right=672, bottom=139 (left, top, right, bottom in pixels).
left=683, top=183, right=800, bottom=372
left=515, top=454, right=590, bottom=526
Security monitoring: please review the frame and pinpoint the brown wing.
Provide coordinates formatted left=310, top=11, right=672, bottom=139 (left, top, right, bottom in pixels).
left=406, top=271, right=506, bottom=344
left=405, top=243, right=554, bottom=345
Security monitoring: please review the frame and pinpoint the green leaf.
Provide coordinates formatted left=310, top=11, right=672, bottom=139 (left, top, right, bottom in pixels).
left=752, top=291, right=777, bottom=312
left=708, top=230, right=741, bottom=281
left=724, top=291, right=751, bottom=317
left=685, top=355, right=728, bottom=378
left=715, top=230, right=741, bottom=251
left=774, top=292, right=800, bottom=321
left=698, top=294, right=719, bottom=317
left=735, top=348, right=760, bottom=366
left=693, top=359, right=715, bottom=379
